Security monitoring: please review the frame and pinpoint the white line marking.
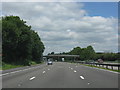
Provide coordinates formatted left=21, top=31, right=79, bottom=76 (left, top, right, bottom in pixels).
left=10, top=70, right=22, bottom=74
left=18, top=84, right=22, bottom=87
left=88, top=82, right=90, bottom=85
left=80, top=76, right=85, bottom=80
left=43, top=71, right=46, bottom=73
left=48, top=69, right=50, bottom=70
left=74, top=70, right=77, bottom=73
left=18, top=82, right=22, bottom=87
left=0, top=65, right=43, bottom=76
left=29, top=77, right=36, bottom=80
left=0, top=73, right=9, bottom=76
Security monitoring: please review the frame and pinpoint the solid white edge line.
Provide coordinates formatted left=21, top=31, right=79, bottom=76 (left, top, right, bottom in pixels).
left=0, top=73, right=9, bottom=76
left=0, top=65, right=42, bottom=76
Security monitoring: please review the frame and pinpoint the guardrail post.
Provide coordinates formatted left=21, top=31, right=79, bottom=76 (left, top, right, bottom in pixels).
left=99, top=64, right=100, bottom=67
left=111, top=66, right=113, bottom=70
left=106, top=65, right=108, bottom=69
left=102, top=65, right=104, bottom=68
left=90, top=63, right=92, bottom=66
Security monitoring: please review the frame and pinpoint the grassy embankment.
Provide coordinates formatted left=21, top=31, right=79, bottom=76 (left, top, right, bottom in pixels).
left=1, top=61, right=43, bottom=70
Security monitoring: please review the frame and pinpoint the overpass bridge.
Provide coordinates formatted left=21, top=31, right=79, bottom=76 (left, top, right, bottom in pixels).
left=43, top=54, right=80, bottom=61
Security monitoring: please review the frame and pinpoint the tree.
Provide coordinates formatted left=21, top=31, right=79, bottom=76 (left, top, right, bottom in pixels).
left=31, top=31, right=44, bottom=63
left=2, top=16, right=45, bottom=65
left=69, top=47, right=81, bottom=55
left=80, top=48, right=92, bottom=60
left=86, top=45, right=95, bottom=60
left=67, top=46, right=95, bottom=61
left=0, top=18, right=2, bottom=55
left=51, top=52, right=55, bottom=54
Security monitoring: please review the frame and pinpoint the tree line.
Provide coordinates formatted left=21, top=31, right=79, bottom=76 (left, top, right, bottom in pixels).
left=2, top=16, right=45, bottom=65
left=49, top=46, right=119, bottom=62
left=68, top=46, right=119, bottom=61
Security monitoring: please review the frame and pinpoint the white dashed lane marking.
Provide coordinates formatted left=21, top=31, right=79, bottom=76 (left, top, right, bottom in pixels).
left=74, top=70, right=77, bottom=73
left=88, top=82, right=90, bottom=85
left=43, top=71, right=46, bottom=73
left=80, top=76, right=85, bottom=80
left=18, top=84, right=21, bottom=87
left=18, top=82, right=22, bottom=87
left=29, top=77, right=36, bottom=80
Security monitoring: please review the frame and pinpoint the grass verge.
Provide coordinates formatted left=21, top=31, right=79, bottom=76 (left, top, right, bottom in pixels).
left=2, top=61, right=44, bottom=70
left=2, top=64, right=24, bottom=70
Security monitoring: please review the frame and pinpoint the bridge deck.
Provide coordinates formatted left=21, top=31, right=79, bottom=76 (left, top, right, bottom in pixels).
left=43, top=55, right=79, bottom=57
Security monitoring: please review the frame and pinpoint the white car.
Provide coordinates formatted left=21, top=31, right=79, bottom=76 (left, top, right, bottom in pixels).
left=47, top=61, right=53, bottom=65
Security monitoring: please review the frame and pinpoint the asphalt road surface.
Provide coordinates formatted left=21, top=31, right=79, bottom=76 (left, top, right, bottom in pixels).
left=1, top=62, right=119, bottom=88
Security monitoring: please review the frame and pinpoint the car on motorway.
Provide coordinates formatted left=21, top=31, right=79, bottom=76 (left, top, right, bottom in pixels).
left=55, top=60, right=57, bottom=62
left=47, top=61, right=53, bottom=65
left=97, top=59, right=103, bottom=64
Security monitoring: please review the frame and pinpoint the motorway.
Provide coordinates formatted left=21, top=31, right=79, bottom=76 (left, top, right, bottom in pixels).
left=1, top=62, right=119, bottom=88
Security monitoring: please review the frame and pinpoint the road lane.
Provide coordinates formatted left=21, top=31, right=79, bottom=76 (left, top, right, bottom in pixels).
left=2, top=63, right=48, bottom=88
left=17, top=62, right=89, bottom=88
left=68, top=63, right=118, bottom=88
left=2, top=62, right=118, bottom=88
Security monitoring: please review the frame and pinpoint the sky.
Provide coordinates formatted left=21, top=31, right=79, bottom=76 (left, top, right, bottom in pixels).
left=83, top=2, right=118, bottom=17
left=2, top=2, right=118, bottom=55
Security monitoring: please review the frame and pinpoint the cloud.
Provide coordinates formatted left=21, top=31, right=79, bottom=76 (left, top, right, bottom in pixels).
left=2, top=2, right=118, bottom=54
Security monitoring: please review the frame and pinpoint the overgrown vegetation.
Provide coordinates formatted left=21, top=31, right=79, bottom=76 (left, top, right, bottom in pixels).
left=2, top=16, right=45, bottom=67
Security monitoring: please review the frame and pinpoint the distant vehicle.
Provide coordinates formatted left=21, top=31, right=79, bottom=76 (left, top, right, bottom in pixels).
left=47, top=61, right=53, bottom=65
left=55, top=60, right=57, bottom=62
left=62, top=58, right=64, bottom=62
left=97, top=59, right=103, bottom=64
